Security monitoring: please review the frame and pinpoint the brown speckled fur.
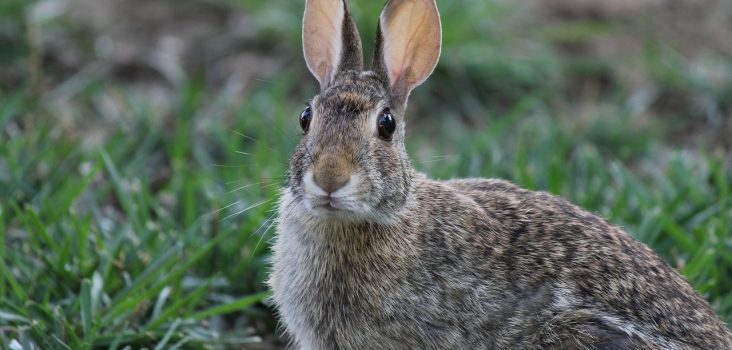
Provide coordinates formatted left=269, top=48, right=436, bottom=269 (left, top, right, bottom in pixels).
left=269, top=1, right=732, bottom=349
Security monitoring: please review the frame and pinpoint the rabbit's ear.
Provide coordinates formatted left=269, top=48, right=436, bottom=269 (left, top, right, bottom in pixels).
left=373, top=0, right=441, bottom=104
left=303, top=0, right=363, bottom=90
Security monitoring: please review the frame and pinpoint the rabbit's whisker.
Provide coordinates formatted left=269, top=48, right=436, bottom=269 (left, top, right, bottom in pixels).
left=205, top=200, right=240, bottom=217
left=211, top=164, right=249, bottom=168
left=416, top=155, right=459, bottom=164
left=227, top=182, right=280, bottom=194
left=249, top=212, right=279, bottom=262
left=233, top=131, right=281, bottom=153
left=222, top=198, right=274, bottom=221
left=225, top=177, right=286, bottom=185
left=227, top=182, right=265, bottom=193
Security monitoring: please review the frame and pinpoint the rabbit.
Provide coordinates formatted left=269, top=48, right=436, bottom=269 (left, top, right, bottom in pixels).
left=268, top=0, right=732, bottom=349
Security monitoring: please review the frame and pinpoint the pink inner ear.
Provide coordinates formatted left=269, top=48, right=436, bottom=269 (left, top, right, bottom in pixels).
left=317, top=61, right=333, bottom=86
left=388, top=50, right=413, bottom=90
left=379, top=0, right=441, bottom=100
left=303, top=0, right=345, bottom=87
left=389, top=68, right=402, bottom=92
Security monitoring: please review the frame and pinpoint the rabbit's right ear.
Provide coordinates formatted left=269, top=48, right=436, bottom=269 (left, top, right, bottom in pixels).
left=373, top=0, right=441, bottom=106
left=303, top=0, right=364, bottom=90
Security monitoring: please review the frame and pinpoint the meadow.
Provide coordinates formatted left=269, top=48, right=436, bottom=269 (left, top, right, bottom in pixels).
left=1, top=0, right=731, bottom=348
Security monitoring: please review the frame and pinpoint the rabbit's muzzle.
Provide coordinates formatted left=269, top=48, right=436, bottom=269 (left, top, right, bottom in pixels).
left=301, top=150, right=364, bottom=216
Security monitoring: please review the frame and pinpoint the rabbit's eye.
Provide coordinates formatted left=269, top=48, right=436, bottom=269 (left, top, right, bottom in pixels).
left=300, top=106, right=312, bottom=134
left=377, top=109, right=396, bottom=141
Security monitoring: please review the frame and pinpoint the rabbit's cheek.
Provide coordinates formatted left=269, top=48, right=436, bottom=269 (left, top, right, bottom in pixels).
left=288, top=142, right=311, bottom=190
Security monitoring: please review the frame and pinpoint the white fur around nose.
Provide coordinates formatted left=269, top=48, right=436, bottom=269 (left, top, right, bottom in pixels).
left=303, top=170, right=328, bottom=196
left=303, top=170, right=361, bottom=198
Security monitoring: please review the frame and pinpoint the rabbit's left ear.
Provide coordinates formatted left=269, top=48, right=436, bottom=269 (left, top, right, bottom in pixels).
left=303, top=0, right=363, bottom=90
left=373, top=0, right=441, bottom=105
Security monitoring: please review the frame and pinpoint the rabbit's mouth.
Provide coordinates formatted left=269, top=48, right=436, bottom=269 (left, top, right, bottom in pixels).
left=311, top=196, right=352, bottom=214
left=305, top=191, right=378, bottom=221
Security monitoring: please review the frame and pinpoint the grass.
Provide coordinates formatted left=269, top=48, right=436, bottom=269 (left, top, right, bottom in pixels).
left=1, top=0, right=731, bottom=349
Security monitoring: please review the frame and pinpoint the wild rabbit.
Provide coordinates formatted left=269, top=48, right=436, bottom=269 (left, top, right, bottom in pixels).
left=269, top=0, right=732, bottom=349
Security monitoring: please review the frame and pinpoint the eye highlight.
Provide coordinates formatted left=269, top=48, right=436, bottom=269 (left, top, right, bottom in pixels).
left=300, top=105, right=312, bottom=134
left=377, top=108, right=396, bottom=141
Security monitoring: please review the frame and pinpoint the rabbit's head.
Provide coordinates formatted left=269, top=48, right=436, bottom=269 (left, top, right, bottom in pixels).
left=287, top=0, right=441, bottom=222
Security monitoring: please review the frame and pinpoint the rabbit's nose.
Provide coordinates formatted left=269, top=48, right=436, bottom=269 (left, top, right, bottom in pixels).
left=312, top=155, right=352, bottom=194
left=313, top=171, right=350, bottom=194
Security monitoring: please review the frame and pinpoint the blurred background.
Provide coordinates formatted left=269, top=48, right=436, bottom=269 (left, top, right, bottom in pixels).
left=1, top=0, right=731, bottom=348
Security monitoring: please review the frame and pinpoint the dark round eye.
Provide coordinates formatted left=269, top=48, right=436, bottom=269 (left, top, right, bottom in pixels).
left=300, top=105, right=312, bottom=134
left=377, top=108, right=396, bottom=140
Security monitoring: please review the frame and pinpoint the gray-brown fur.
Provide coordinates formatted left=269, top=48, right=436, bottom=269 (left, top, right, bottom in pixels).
left=270, top=1, right=732, bottom=349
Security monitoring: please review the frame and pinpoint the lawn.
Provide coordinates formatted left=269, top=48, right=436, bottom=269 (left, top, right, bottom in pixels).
left=1, top=0, right=731, bottom=349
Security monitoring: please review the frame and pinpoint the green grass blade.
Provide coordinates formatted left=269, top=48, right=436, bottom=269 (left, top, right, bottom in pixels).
left=190, top=291, right=271, bottom=321
left=0, top=259, right=26, bottom=301
left=0, top=311, right=30, bottom=324
left=145, top=281, right=211, bottom=331
left=660, top=213, right=698, bottom=255
left=109, top=243, right=182, bottom=305
left=0, top=205, right=5, bottom=299
left=80, top=279, right=93, bottom=343
left=152, top=318, right=181, bottom=350
left=100, top=150, right=144, bottom=234
left=151, top=286, right=172, bottom=321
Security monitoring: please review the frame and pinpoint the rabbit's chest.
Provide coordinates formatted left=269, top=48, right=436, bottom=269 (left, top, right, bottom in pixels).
left=274, top=229, right=414, bottom=314
left=270, top=233, right=508, bottom=348
left=272, top=225, right=461, bottom=348
left=277, top=257, right=456, bottom=348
